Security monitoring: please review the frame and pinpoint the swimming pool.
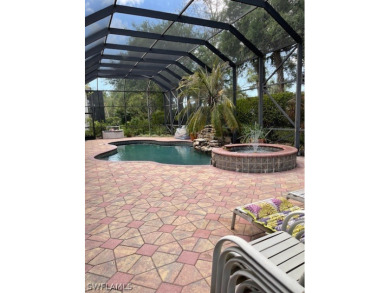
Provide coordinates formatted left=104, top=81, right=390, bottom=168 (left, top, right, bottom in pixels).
left=97, top=141, right=211, bottom=165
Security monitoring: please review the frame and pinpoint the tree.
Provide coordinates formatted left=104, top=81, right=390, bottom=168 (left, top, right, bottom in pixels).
left=177, top=62, right=238, bottom=137
left=219, top=0, right=304, bottom=92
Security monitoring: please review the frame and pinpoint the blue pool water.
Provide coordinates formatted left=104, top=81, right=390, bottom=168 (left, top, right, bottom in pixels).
left=99, top=143, right=211, bottom=165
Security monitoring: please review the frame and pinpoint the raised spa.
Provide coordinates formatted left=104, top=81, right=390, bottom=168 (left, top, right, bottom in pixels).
left=211, top=143, right=298, bottom=173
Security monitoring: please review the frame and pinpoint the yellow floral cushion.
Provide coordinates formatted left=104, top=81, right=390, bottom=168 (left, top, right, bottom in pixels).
left=279, top=197, right=294, bottom=211
left=242, top=198, right=303, bottom=235
left=257, top=202, right=278, bottom=218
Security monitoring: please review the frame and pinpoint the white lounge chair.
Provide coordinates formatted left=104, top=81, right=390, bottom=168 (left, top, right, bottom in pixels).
left=211, top=211, right=305, bottom=293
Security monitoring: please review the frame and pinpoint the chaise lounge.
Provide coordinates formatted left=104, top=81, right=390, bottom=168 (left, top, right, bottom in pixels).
left=231, top=197, right=305, bottom=239
left=212, top=211, right=305, bottom=293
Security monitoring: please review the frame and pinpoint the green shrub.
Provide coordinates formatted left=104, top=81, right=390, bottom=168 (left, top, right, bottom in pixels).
left=236, top=92, right=304, bottom=127
left=85, top=117, right=107, bottom=137
left=93, top=121, right=107, bottom=137
left=122, top=123, right=132, bottom=137
left=151, top=110, right=165, bottom=125
left=236, top=92, right=305, bottom=146
left=236, top=99, right=258, bottom=125
left=152, top=125, right=169, bottom=136
left=121, top=118, right=149, bottom=136
left=105, top=117, right=121, bottom=126
left=85, top=129, right=94, bottom=137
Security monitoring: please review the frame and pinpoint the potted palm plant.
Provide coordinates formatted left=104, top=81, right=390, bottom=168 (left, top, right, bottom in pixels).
left=240, top=123, right=270, bottom=143
left=177, top=62, right=239, bottom=139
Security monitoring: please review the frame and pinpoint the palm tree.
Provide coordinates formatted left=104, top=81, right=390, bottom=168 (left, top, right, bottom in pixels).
left=177, top=62, right=238, bottom=138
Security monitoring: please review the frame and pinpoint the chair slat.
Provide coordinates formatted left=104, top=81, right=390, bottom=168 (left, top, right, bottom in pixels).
left=268, top=243, right=305, bottom=266
left=251, top=232, right=291, bottom=251
left=287, top=264, right=305, bottom=281
left=278, top=251, right=305, bottom=273
left=262, top=238, right=303, bottom=260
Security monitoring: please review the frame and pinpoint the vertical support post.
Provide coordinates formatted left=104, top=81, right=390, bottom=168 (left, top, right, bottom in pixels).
left=93, top=78, right=98, bottom=137
left=258, top=57, right=264, bottom=127
left=232, top=66, right=237, bottom=143
left=91, top=103, right=96, bottom=138
left=177, top=90, right=183, bottom=127
left=168, top=91, right=174, bottom=133
left=186, top=97, right=189, bottom=123
left=146, top=80, right=151, bottom=136
left=123, top=79, right=127, bottom=124
left=171, top=90, right=179, bottom=128
left=294, top=43, right=303, bottom=151
left=163, top=92, right=167, bottom=126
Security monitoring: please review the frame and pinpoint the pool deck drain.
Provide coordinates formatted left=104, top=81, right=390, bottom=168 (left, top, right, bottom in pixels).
left=86, top=137, right=304, bottom=292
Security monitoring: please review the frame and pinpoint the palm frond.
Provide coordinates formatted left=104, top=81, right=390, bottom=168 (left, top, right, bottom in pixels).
left=175, top=62, right=238, bottom=138
left=211, top=106, right=223, bottom=137
left=220, top=100, right=238, bottom=131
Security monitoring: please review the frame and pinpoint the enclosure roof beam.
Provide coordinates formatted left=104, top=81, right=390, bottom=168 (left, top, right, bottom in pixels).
left=116, top=5, right=261, bottom=58
left=165, top=68, right=182, bottom=81
left=104, top=43, right=188, bottom=56
left=85, top=4, right=229, bottom=30
left=86, top=54, right=102, bottom=68
left=85, top=5, right=115, bottom=27
left=151, top=77, right=170, bottom=91
left=102, top=54, right=192, bottom=74
left=85, top=44, right=105, bottom=59
left=100, top=63, right=180, bottom=77
left=100, top=62, right=165, bottom=70
left=188, top=53, right=211, bottom=73
left=98, top=74, right=148, bottom=79
left=115, top=5, right=229, bottom=30
left=95, top=62, right=183, bottom=86
left=204, top=42, right=235, bottom=67
left=86, top=28, right=109, bottom=46
left=85, top=75, right=97, bottom=84
left=109, top=28, right=232, bottom=66
left=231, top=0, right=302, bottom=43
left=159, top=68, right=183, bottom=81
left=85, top=71, right=99, bottom=84
left=102, top=54, right=176, bottom=63
left=174, top=62, right=193, bottom=75
left=134, top=62, right=170, bottom=71
left=110, top=28, right=206, bottom=45
left=228, top=26, right=263, bottom=57
left=98, top=69, right=132, bottom=75
left=99, top=69, right=163, bottom=76
left=156, top=73, right=176, bottom=87
left=86, top=63, right=100, bottom=74
left=85, top=70, right=98, bottom=81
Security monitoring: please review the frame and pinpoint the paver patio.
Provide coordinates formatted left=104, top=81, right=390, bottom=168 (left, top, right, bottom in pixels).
left=85, top=137, right=304, bottom=292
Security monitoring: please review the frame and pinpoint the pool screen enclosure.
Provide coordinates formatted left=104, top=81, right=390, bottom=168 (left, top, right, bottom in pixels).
left=85, top=0, right=304, bottom=149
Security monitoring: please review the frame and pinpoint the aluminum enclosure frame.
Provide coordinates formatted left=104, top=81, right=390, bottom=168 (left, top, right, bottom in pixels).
left=85, top=0, right=304, bottom=149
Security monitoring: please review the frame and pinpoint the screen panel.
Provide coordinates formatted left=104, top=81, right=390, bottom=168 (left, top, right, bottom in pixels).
left=102, top=48, right=145, bottom=58
left=165, top=22, right=217, bottom=40
left=183, top=0, right=254, bottom=23
left=117, top=0, right=191, bottom=14
left=209, top=30, right=254, bottom=64
left=111, top=13, right=172, bottom=34
left=233, top=8, right=295, bottom=54
left=143, top=53, right=181, bottom=61
left=153, top=40, right=198, bottom=52
left=86, top=16, right=111, bottom=38
left=85, top=37, right=106, bottom=52
left=86, top=0, right=115, bottom=16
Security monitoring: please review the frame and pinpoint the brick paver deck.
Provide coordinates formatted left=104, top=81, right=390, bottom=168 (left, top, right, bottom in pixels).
left=85, top=137, right=304, bottom=292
